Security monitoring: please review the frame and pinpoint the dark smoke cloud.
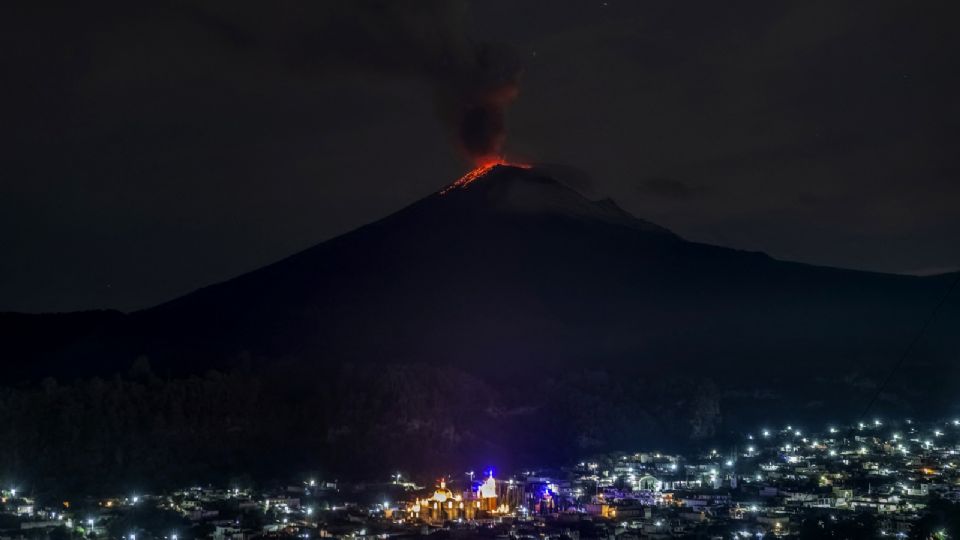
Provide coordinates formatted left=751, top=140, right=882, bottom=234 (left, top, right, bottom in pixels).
left=191, top=0, right=522, bottom=164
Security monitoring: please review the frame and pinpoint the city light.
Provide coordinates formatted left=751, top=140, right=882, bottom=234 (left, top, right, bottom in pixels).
left=5, top=418, right=958, bottom=537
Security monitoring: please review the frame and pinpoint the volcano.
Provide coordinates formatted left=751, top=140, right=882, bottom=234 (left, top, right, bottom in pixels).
left=7, top=164, right=960, bottom=401
left=131, top=166, right=958, bottom=379
left=2, top=165, right=959, bottom=481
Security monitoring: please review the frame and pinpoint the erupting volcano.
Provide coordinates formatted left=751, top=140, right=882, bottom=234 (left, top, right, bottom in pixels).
left=441, top=160, right=531, bottom=195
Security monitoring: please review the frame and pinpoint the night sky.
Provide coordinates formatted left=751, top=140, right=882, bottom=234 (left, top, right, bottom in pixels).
left=2, top=1, right=959, bottom=313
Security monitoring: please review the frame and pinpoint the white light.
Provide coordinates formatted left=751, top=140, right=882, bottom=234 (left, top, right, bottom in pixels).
left=762, top=430, right=770, bottom=437
left=795, top=430, right=801, bottom=437
left=725, top=460, right=733, bottom=467
left=829, top=427, right=837, bottom=434
left=9, top=489, right=15, bottom=497
left=747, top=446, right=755, bottom=453
left=874, top=419, right=882, bottom=426
left=132, top=496, right=139, bottom=504
left=306, top=507, right=313, bottom=516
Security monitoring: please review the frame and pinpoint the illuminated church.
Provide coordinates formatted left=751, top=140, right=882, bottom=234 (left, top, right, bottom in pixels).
left=408, top=473, right=509, bottom=523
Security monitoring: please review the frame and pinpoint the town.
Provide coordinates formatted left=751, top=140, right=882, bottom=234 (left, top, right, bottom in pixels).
left=3, top=418, right=959, bottom=540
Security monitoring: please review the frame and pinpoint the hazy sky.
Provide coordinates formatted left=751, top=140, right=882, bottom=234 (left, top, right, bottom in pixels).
left=2, top=0, right=959, bottom=312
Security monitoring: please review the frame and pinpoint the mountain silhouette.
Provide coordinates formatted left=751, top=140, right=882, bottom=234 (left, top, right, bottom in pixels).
left=2, top=165, right=958, bottom=482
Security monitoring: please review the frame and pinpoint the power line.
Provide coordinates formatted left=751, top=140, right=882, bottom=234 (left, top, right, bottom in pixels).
left=859, top=271, right=960, bottom=421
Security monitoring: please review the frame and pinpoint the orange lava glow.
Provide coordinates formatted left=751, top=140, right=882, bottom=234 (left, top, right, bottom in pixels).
left=440, top=159, right=531, bottom=195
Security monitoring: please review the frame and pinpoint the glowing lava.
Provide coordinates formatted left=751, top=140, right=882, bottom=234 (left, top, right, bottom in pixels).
left=440, top=159, right=531, bottom=195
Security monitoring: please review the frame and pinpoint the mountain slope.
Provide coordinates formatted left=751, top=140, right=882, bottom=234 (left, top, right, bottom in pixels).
left=123, top=166, right=957, bottom=381
left=12, top=165, right=959, bottom=390
left=2, top=165, right=958, bottom=483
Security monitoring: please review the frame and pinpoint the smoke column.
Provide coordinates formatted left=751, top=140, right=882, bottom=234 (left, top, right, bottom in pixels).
left=191, top=0, right=522, bottom=165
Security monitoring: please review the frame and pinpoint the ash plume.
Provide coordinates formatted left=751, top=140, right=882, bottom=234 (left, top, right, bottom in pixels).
left=191, top=0, right=522, bottom=165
